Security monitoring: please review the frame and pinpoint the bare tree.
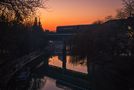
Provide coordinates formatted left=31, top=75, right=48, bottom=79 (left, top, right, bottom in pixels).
left=105, top=15, right=114, bottom=22
left=122, top=0, right=134, bottom=17
left=92, top=20, right=103, bottom=24
left=0, top=0, right=46, bottom=22
left=116, top=8, right=127, bottom=19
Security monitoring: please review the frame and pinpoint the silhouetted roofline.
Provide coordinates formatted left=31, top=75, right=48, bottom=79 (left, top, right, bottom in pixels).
left=57, top=24, right=99, bottom=28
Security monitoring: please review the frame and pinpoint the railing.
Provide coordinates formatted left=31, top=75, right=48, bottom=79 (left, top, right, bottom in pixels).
left=0, top=51, right=45, bottom=86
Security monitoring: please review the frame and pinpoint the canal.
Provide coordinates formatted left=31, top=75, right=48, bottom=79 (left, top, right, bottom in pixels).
left=7, top=40, right=89, bottom=90
left=49, top=55, right=87, bottom=73
left=7, top=55, right=88, bottom=90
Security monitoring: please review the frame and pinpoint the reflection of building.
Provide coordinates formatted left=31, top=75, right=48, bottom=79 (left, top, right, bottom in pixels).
left=32, top=17, right=44, bottom=32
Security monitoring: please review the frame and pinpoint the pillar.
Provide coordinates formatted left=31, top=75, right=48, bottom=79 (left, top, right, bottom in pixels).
left=62, top=40, right=67, bottom=70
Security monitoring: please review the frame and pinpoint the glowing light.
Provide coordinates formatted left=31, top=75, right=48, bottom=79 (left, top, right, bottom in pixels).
left=128, top=26, right=132, bottom=30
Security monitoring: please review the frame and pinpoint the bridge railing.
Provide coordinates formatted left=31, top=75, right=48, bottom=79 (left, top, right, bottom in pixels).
left=0, top=51, right=46, bottom=86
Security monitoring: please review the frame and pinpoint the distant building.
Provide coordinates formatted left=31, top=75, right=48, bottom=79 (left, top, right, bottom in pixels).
left=56, top=24, right=100, bottom=33
left=56, top=17, right=134, bottom=34
left=32, top=17, right=44, bottom=32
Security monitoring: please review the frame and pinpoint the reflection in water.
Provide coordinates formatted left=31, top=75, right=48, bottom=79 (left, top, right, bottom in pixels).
left=49, top=56, right=62, bottom=68
left=28, top=77, right=72, bottom=90
left=40, top=77, right=72, bottom=90
left=11, top=73, right=72, bottom=90
left=28, top=78, right=45, bottom=90
left=49, top=56, right=87, bottom=73
left=40, top=77, right=61, bottom=90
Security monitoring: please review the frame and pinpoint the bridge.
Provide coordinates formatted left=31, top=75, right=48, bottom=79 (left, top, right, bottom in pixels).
left=47, top=33, right=74, bottom=41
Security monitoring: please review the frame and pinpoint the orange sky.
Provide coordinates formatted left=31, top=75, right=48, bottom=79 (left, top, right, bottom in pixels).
left=39, top=0, right=123, bottom=31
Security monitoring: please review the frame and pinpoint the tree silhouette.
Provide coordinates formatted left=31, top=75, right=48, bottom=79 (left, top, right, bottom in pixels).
left=122, top=0, right=134, bottom=17
left=0, top=0, right=46, bottom=22
left=116, top=0, right=134, bottom=19
left=116, top=9, right=127, bottom=19
left=71, top=17, right=134, bottom=89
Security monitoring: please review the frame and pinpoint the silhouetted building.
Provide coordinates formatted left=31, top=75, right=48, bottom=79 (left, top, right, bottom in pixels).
left=56, top=17, right=134, bottom=34
left=32, top=17, right=44, bottom=32
left=56, top=24, right=100, bottom=33
left=34, top=17, right=38, bottom=26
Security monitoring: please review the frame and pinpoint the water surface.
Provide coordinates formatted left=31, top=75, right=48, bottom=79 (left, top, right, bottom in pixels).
left=49, top=55, right=87, bottom=73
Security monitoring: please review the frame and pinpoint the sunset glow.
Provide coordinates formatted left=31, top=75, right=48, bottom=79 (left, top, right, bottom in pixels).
left=39, top=0, right=122, bottom=31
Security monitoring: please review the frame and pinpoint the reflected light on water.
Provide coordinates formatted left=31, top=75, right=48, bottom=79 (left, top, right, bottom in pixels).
left=49, top=56, right=62, bottom=67
left=49, top=56, right=87, bottom=73
left=40, top=77, right=72, bottom=90
left=40, top=77, right=62, bottom=90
